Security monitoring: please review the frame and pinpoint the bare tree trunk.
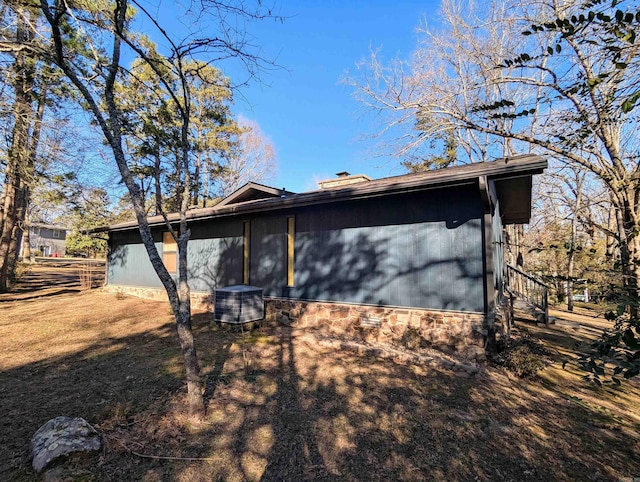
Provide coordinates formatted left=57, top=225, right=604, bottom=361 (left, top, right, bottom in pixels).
left=154, top=150, right=162, bottom=215
left=621, top=221, right=640, bottom=317
left=202, top=158, right=210, bottom=207
left=22, top=223, right=31, bottom=260
left=566, top=249, right=575, bottom=312
left=630, top=237, right=640, bottom=316
left=0, top=16, right=35, bottom=291
left=0, top=161, right=21, bottom=291
left=176, top=62, right=204, bottom=416
left=0, top=163, right=9, bottom=232
left=614, top=190, right=640, bottom=317
left=606, top=205, right=616, bottom=259
left=6, top=84, right=46, bottom=279
left=193, top=152, right=201, bottom=207
left=566, top=176, right=584, bottom=312
left=25, top=0, right=272, bottom=417
left=6, top=184, right=28, bottom=281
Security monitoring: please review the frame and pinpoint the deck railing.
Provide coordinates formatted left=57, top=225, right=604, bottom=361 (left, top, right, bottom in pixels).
left=505, top=264, right=549, bottom=324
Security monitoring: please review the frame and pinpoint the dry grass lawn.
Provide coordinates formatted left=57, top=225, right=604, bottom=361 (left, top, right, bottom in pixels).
left=1, top=264, right=639, bottom=481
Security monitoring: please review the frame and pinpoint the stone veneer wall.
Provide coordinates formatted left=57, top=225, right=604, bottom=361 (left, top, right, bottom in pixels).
left=103, top=285, right=215, bottom=312
left=265, top=298, right=489, bottom=361
left=103, top=285, right=493, bottom=361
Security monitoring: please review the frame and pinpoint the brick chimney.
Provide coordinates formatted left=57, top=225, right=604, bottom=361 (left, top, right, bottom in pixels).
left=317, top=172, right=372, bottom=189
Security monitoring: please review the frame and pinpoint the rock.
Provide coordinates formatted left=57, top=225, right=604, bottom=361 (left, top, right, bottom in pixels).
left=30, top=416, right=101, bottom=473
left=453, top=370, right=471, bottom=378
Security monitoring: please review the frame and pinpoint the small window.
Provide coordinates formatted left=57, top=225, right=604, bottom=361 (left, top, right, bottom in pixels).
left=163, top=231, right=177, bottom=273
left=287, top=216, right=295, bottom=287
left=52, top=230, right=60, bottom=239
left=243, top=221, right=250, bottom=284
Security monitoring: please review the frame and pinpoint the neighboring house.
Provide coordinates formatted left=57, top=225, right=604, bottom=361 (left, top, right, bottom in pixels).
left=94, top=155, right=547, bottom=359
left=18, top=223, right=68, bottom=258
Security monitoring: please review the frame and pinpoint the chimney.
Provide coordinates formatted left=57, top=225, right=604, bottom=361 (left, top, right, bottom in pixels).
left=317, top=172, right=372, bottom=189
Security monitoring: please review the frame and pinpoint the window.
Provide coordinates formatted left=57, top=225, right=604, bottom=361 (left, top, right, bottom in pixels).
left=243, top=221, right=250, bottom=284
left=52, top=229, right=60, bottom=239
left=287, top=216, right=295, bottom=287
left=163, top=232, right=177, bottom=273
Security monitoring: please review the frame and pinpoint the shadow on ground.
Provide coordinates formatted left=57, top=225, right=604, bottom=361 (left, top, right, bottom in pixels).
left=0, top=263, right=105, bottom=302
left=1, top=267, right=639, bottom=481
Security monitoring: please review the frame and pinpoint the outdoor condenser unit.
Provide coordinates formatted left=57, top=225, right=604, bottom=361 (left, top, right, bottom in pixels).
left=214, top=285, right=264, bottom=324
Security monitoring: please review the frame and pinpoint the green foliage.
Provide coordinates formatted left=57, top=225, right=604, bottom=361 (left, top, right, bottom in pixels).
left=65, top=230, right=106, bottom=258
left=402, top=130, right=458, bottom=172
left=475, top=0, right=640, bottom=137
left=576, top=298, right=640, bottom=384
left=116, top=58, right=241, bottom=212
left=62, top=188, right=126, bottom=258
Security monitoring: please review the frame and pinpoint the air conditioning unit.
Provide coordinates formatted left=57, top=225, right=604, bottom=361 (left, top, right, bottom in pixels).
left=214, top=285, right=264, bottom=324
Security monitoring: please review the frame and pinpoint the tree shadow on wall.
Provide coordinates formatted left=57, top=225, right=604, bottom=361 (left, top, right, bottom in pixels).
left=187, top=237, right=243, bottom=293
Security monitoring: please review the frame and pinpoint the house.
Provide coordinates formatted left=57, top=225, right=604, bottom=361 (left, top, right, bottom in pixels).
left=95, top=155, right=547, bottom=359
left=18, top=223, right=68, bottom=258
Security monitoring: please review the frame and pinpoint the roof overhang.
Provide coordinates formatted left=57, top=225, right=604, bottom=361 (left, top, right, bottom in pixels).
left=493, top=176, right=534, bottom=224
left=91, top=154, right=547, bottom=233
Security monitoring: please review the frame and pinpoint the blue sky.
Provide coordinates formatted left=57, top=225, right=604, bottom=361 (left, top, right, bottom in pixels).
left=219, top=1, right=440, bottom=192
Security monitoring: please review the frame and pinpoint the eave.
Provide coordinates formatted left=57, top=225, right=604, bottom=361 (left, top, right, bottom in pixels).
left=91, top=154, right=547, bottom=234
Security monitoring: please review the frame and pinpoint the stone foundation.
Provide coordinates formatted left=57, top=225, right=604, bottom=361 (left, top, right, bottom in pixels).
left=103, top=285, right=214, bottom=311
left=103, top=285, right=491, bottom=361
left=265, top=298, right=488, bottom=361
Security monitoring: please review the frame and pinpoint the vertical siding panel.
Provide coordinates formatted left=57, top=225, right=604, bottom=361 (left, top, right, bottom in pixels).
left=444, top=217, right=456, bottom=310
left=108, top=231, right=164, bottom=288
left=425, top=220, right=442, bottom=309
left=393, top=223, right=410, bottom=307
left=290, top=189, right=484, bottom=311
left=342, top=226, right=358, bottom=302
left=187, top=220, right=243, bottom=292
left=472, top=218, right=486, bottom=312
left=250, top=216, right=286, bottom=296
left=408, top=221, right=421, bottom=309
left=187, top=236, right=243, bottom=292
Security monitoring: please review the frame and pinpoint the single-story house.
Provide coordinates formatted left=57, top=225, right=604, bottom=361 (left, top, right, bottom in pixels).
left=18, top=223, right=68, bottom=258
left=95, top=154, right=546, bottom=359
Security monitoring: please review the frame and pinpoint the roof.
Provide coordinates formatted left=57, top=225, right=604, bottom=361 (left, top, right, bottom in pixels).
left=30, top=223, right=70, bottom=231
left=92, top=154, right=546, bottom=233
left=215, top=182, right=294, bottom=208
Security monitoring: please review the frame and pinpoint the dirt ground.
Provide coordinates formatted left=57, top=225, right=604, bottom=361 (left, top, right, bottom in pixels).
left=1, top=264, right=639, bottom=481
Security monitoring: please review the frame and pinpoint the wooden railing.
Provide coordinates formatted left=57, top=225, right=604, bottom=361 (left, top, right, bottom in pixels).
left=505, top=264, right=549, bottom=324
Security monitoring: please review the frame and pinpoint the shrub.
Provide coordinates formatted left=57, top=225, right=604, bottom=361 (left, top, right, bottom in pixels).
left=493, top=333, right=551, bottom=378
left=576, top=300, right=640, bottom=385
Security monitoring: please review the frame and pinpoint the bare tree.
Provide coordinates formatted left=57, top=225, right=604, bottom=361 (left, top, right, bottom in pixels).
left=534, top=165, right=607, bottom=309
left=0, top=6, right=46, bottom=290
left=0, top=0, right=281, bottom=416
left=349, top=0, right=540, bottom=164
left=213, top=116, right=277, bottom=197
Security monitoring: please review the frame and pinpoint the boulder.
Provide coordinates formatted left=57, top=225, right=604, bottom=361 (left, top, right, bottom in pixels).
left=30, top=416, right=101, bottom=473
